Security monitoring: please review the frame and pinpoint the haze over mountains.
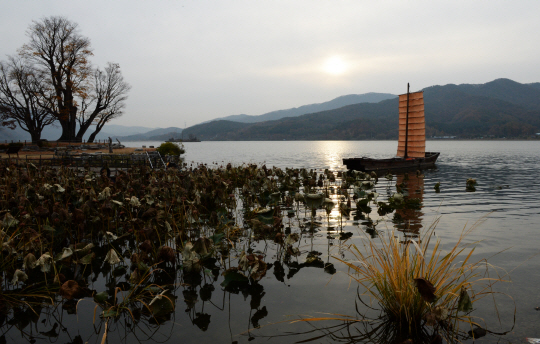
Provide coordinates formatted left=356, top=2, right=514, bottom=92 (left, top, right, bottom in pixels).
left=210, top=93, right=397, bottom=123
left=182, top=78, right=540, bottom=140
left=2, top=79, right=539, bottom=142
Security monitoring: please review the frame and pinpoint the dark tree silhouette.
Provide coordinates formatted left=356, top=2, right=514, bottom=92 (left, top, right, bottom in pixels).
left=0, top=57, right=56, bottom=142
left=13, top=16, right=130, bottom=142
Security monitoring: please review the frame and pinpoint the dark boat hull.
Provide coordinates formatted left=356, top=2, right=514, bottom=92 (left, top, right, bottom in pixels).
left=343, top=152, right=440, bottom=172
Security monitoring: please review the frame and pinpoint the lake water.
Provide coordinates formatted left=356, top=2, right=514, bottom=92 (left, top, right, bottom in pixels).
left=5, top=140, right=540, bottom=343
left=121, top=140, right=540, bottom=342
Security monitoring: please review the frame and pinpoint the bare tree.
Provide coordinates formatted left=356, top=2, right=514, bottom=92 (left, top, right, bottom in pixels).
left=16, top=16, right=129, bottom=142
left=0, top=57, right=56, bottom=142
left=77, top=63, right=130, bottom=142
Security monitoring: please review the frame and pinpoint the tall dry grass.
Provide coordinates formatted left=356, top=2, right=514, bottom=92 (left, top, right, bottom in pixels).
left=335, top=217, right=509, bottom=341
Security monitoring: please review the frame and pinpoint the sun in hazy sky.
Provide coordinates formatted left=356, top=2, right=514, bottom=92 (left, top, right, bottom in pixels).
left=322, top=55, right=349, bottom=75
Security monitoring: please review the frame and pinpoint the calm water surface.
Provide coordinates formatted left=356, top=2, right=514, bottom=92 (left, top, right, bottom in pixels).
left=6, top=140, right=540, bottom=343
left=130, top=140, right=540, bottom=342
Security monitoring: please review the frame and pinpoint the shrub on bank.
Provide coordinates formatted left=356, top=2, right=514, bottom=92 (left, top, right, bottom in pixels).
left=0, top=142, right=24, bottom=149
left=156, top=142, right=185, bottom=156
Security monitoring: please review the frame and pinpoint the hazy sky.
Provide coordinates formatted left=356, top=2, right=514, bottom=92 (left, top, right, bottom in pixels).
left=2, top=1, right=540, bottom=129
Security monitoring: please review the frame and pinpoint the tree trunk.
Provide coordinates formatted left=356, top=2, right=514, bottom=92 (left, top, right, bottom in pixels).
left=87, top=130, right=97, bottom=143
left=57, top=113, right=78, bottom=142
left=30, top=131, right=41, bottom=143
left=75, top=121, right=92, bottom=142
left=86, top=121, right=106, bottom=143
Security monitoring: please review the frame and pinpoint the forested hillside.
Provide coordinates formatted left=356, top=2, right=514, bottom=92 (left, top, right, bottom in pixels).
left=183, top=79, right=540, bottom=140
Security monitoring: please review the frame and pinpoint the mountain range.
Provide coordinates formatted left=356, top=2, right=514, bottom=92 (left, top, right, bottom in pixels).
left=182, top=78, right=540, bottom=140
left=0, top=124, right=185, bottom=143
left=209, top=92, right=397, bottom=123
left=2, top=79, right=539, bottom=142
left=1, top=92, right=395, bottom=142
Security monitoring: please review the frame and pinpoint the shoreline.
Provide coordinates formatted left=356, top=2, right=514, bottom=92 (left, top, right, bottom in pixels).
left=0, top=144, right=156, bottom=159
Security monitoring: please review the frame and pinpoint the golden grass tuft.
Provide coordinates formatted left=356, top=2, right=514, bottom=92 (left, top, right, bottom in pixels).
left=335, top=217, right=508, bottom=340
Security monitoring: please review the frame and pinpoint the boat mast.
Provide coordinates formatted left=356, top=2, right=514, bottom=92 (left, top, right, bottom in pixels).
left=404, top=83, right=410, bottom=159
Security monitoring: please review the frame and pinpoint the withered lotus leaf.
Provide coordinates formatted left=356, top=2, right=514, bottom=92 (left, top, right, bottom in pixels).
left=238, top=251, right=249, bottom=271
left=55, top=247, right=73, bottom=261
left=129, top=196, right=141, bottom=207
left=424, top=305, right=448, bottom=326
left=193, top=237, right=213, bottom=256
left=36, top=253, right=53, bottom=272
left=414, top=277, right=437, bottom=303
left=141, top=207, right=157, bottom=219
left=131, top=253, right=140, bottom=264
left=11, top=269, right=28, bottom=285
left=97, top=187, right=111, bottom=200
left=130, top=269, right=142, bottom=284
left=104, top=249, right=121, bottom=265
left=94, top=291, right=109, bottom=304
left=54, top=273, right=67, bottom=285
left=78, top=253, right=95, bottom=265
left=22, top=228, right=40, bottom=241
left=34, top=206, right=49, bottom=218
left=104, top=232, right=118, bottom=241
left=23, top=253, right=37, bottom=269
left=59, top=280, right=85, bottom=300
left=2, top=213, right=19, bottom=228
left=458, top=286, right=473, bottom=312
left=157, top=246, right=176, bottom=264
left=144, top=194, right=155, bottom=205
left=287, top=246, right=300, bottom=256
left=285, top=233, right=300, bottom=246
left=138, top=227, right=155, bottom=240
left=73, top=209, right=85, bottom=223
left=182, top=242, right=201, bottom=272
left=137, top=262, right=150, bottom=275
left=274, top=232, right=284, bottom=244
left=248, top=255, right=267, bottom=281
left=149, top=292, right=176, bottom=318
left=156, top=210, right=166, bottom=221
left=100, top=202, right=113, bottom=214
left=73, top=243, right=94, bottom=256
left=139, top=240, right=153, bottom=253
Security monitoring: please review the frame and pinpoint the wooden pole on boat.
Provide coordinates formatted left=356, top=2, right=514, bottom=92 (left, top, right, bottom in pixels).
left=404, top=83, right=410, bottom=159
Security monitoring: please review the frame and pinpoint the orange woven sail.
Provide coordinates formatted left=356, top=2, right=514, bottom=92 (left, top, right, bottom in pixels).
left=397, top=91, right=425, bottom=158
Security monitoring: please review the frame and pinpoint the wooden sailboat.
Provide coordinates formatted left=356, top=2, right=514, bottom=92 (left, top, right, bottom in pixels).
left=342, top=84, right=440, bottom=172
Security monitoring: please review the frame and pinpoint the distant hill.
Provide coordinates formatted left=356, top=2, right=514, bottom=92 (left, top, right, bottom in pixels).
left=185, top=121, right=250, bottom=140
left=182, top=79, right=540, bottom=140
left=115, top=127, right=183, bottom=141
left=1, top=124, right=157, bottom=143
left=212, top=92, right=397, bottom=123
left=1, top=123, right=184, bottom=143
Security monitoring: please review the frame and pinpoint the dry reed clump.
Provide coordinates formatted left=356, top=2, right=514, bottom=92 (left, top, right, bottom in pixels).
left=336, top=218, right=509, bottom=342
